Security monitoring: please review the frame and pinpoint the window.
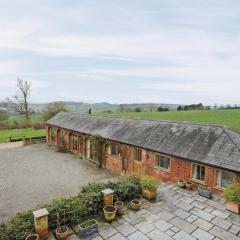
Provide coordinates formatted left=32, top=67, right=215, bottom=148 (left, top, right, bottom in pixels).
left=155, top=154, right=170, bottom=170
left=50, top=128, right=54, bottom=143
left=58, top=129, right=64, bottom=146
left=111, top=144, right=121, bottom=157
left=71, top=134, right=78, bottom=151
left=216, top=170, right=233, bottom=188
left=135, top=149, right=142, bottom=161
left=192, top=164, right=205, bottom=181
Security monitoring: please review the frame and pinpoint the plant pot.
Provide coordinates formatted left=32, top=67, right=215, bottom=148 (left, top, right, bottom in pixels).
left=25, top=234, right=39, bottom=240
left=142, top=188, right=157, bottom=200
left=79, top=219, right=98, bottom=238
left=198, top=187, right=212, bottom=199
left=130, top=199, right=141, bottom=211
left=185, top=181, right=193, bottom=190
left=114, top=201, right=124, bottom=215
left=225, top=200, right=240, bottom=214
left=103, top=205, right=117, bottom=222
left=177, top=180, right=186, bottom=188
left=55, top=226, right=69, bottom=240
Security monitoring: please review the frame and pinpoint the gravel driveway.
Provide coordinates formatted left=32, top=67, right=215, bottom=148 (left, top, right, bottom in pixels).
left=0, top=143, right=115, bottom=221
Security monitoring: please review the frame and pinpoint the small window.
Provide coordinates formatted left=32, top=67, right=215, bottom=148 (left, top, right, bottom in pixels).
left=155, top=154, right=170, bottom=170
left=192, top=164, right=205, bottom=181
left=216, top=170, right=233, bottom=188
left=111, top=144, right=121, bottom=157
left=135, top=149, right=142, bottom=161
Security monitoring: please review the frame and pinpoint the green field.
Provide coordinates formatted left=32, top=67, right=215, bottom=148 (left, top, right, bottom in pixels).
left=8, top=114, right=43, bottom=124
left=0, top=128, right=45, bottom=143
left=102, top=109, right=240, bottom=130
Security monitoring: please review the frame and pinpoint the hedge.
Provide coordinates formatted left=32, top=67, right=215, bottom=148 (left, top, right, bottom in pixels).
left=0, top=174, right=141, bottom=240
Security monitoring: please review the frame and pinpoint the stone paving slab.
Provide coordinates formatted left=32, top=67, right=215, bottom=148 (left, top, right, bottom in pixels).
left=45, top=182, right=240, bottom=240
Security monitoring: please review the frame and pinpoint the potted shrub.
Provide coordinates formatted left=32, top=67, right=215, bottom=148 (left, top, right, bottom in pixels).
left=177, top=180, right=186, bottom=188
left=103, top=205, right=117, bottom=222
left=114, top=201, right=124, bottom=215
left=185, top=181, right=193, bottom=190
left=198, top=185, right=212, bottom=199
left=25, top=234, right=39, bottom=240
left=130, top=199, right=141, bottom=211
left=224, top=183, right=240, bottom=213
left=79, top=219, right=98, bottom=238
left=140, top=175, right=160, bottom=200
left=55, top=212, right=69, bottom=240
left=56, top=226, right=69, bottom=240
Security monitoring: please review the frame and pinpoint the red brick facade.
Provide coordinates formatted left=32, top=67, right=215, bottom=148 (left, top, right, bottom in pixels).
left=46, top=126, right=240, bottom=194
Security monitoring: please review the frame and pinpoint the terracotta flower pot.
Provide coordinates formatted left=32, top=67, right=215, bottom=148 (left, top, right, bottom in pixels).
left=130, top=199, right=141, bottom=211
left=225, top=200, right=240, bottom=214
left=185, top=181, right=193, bottom=190
left=25, top=234, right=39, bottom=240
left=177, top=180, right=186, bottom=188
left=142, top=188, right=157, bottom=200
left=56, top=226, right=69, bottom=240
left=103, top=205, right=117, bottom=222
left=114, top=201, right=124, bottom=215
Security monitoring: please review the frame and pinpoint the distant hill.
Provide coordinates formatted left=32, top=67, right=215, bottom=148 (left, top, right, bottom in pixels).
left=29, top=102, right=179, bottom=114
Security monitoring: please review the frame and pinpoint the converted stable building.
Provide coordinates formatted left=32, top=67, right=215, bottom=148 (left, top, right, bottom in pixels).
left=46, top=112, right=240, bottom=194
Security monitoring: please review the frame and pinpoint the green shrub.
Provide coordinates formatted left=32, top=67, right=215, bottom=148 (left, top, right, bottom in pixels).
left=140, top=175, right=160, bottom=190
left=198, top=184, right=212, bottom=192
left=0, top=177, right=141, bottom=240
left=224, top=183, right=240, bottom=202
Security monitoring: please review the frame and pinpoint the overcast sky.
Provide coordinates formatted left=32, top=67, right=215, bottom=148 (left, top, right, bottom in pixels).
left=0, top=0, right=239, bottom=105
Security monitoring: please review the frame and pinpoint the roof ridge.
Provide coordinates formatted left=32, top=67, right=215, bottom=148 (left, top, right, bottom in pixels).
left=61, top=111, right=227, bottom=129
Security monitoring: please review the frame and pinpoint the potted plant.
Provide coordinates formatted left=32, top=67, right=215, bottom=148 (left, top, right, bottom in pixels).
left=198, top=185, right=212, bottom=199
left=79, top=219, right=98, bottom=238
left=177, top=180, right=186, bottom=188
left=103, top=205, right=117, bottom=222
left=140, top=175, right=160, bottom=200
left=130, top=199, right=141, bottom=211
left=25, top=234, right=39, bottom=240
left=185, top=181, right=193, bottom=190
left=224, top=183, right=240, bottom=213
left=55, top=212, right=69, bottom=240
left=114, top=201, right=124, bottom=215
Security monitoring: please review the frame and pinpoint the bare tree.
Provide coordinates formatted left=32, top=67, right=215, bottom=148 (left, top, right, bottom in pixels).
left=6, top=79, right=31, bottom=120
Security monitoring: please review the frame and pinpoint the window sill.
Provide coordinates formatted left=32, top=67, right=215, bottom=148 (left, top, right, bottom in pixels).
left=134, top=160, right=142, bottom=164
left=106, top=154, right=122, bottom=160
left=154, top=167, right=170, bottom=173
left=191, top=178, right=206, bottom=185
left=213, top=186, right=225, bottom=192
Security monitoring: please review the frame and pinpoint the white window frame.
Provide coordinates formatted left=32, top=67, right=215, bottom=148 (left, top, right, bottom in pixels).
left=192, top=163, right=205, bottom=182
left=155, top=154, right=171, bottom=171
left=216, top=170, right=233, bottom=188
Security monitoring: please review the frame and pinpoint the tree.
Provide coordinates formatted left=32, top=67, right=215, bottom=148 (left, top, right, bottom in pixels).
left=42, top=102, right=68, bottom=121
left=0, top=109, right=8, bottom=122
left=6, top=79, right=31, bottom=120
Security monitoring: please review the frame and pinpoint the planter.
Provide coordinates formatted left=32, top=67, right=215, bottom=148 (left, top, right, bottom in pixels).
left=79, top=219, right=98, bottom=238
left=225, top=200, right=240, bottom=214
left=177, top=180, right=186, bottom=188
left=142, top=188, right=157, bottom=200
left=185, top=181, right=193, bottom=190
left=103, top=205, right=117, bottom=222
left=198, top=187, right=212, bottom=199
left=130, top=199, right=141, bottom=211
left=114, top=201, right=124, bottom=216
left=56, top=226, right=69, bottom=240
left=25, top=234, right=39, bottom=240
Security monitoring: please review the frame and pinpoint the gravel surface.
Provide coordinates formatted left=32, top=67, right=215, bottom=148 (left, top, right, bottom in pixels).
left=0, top=143, right=115, bottom=221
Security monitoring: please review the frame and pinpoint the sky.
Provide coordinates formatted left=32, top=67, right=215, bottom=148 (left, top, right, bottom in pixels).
left=0, top=0, right=240, bottom=105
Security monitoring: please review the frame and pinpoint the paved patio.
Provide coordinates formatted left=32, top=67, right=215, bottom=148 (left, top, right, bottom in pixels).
left=49, top=182, right=240, bottom=240
left=0, top=143, right=115, bottom=222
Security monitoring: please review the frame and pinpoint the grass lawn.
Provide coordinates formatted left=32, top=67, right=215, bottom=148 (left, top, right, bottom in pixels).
left=8, top=114, right=43, bottom=124
left=101, top=109, right=240, bottom=130
left=0, top=128, right=45, bottom=143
